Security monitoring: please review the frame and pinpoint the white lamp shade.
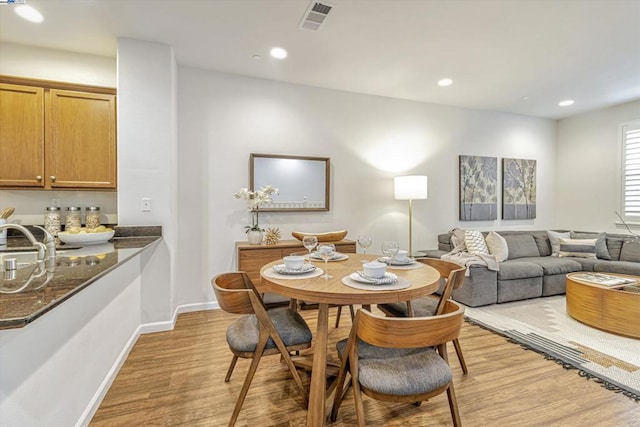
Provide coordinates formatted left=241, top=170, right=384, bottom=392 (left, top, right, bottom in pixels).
left=394, top=175, right=428, bottom=200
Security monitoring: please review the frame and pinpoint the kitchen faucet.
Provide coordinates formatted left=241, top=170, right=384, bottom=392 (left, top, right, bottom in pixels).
left=0, top=224, right=56, bottom=262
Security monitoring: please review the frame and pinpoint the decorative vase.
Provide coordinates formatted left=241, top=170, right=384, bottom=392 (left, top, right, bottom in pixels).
left=247, top=230, right=264, bottom=245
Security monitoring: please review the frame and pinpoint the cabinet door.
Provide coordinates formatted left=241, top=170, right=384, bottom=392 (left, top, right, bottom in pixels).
left=47, top=89, right=117, bottom=189
left=0, top=83, right=45, bottom=187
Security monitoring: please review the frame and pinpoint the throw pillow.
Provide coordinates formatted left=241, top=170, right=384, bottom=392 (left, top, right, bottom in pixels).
left=503, top=234, right=540, bottom=259
left=570, top=231, right=611, bottom=260
left=619, top=240, right=640, bottom=262
left=485, top=231, right=508, bottom=262
left=547, top=230, right=570, bottom=257
left=450, top=228, right=466, bottom=250
left=558, top=238, right=597, bottom=258
left=464, top=229, right=489, bottom=255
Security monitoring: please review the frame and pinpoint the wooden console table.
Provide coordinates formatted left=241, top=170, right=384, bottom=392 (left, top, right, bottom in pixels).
left=566, top=272, right=640, bottom=339
left=236, top=239, right=356, bottom=284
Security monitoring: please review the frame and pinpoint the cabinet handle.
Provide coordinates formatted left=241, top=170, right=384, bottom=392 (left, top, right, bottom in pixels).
left=36, top=176, right=42, bottom=181
left=49, top=176, right=56, bottom=182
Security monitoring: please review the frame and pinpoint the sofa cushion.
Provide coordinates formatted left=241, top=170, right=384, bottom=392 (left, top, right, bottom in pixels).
left=619, top=240, right=640, bottom=262
left=485, top=231, right=508, bottom=262
left=464, top=229, right=489, bottom=255
left=504, top=234, right=540, bottom=259
left=522, top=256, right=582, bottom=275
left=497, top=260, right=543, bottom=280
left=531, top=232, right=552, bottom=257
left=547, top=230, right=570, bottom=256
left=558, top=238, right=597, bottom=259
left=570, top=231, right=611, bottom=260
left=606, top=236, right=625, bottom=261
left=569, top=257, right=598, bottom=271
left=594, top=260, right=640, bottom=276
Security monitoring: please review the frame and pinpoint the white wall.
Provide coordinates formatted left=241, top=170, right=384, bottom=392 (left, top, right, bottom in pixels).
left=177, top=67, right=558, bottom=301
left=556, top=100, right=640, bottom=232
left=117, top=38, right=177, bottom=324
left=0, top=43, right=118, bottom=225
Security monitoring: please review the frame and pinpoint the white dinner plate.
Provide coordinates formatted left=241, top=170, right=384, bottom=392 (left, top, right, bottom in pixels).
left=311, top=252, right=349, bottom=261
left=377, top=257, right=416, bottom=266
left=272, top=264, right=317, bottom=275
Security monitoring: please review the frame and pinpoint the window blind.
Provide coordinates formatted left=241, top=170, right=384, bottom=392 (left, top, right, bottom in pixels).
left=623, top=121, right=640, bottom=219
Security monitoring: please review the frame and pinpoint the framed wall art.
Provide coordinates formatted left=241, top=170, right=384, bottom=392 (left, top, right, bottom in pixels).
left=502, top=158, right=537, bottom=220
left=459, top=155, right=498, bottom=221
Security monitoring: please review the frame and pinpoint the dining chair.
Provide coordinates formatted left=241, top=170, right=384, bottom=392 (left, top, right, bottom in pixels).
left=331, top=300, right=465, bottom=426
left=377, top=258, right=468, bottom=374
left=212, top=272, right=313, bottom=426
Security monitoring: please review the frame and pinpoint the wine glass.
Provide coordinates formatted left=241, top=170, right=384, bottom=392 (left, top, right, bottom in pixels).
left=302, top=235, right=318, bottom=265
left=381, top=241, right=399, bottom=265
left=316, top=243, right=336, bottom=279
left=357, top=235, right=373, bottom=263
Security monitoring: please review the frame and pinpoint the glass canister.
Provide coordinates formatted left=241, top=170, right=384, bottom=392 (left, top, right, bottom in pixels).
left=85, top=206, right=101, bottom=229
left=44, top=206, right=62, bottom=236
left=65, top=206, right=82, bottom=230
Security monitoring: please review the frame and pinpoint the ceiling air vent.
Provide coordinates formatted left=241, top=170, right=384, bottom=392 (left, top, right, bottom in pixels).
left=299, top=1, right=333, bottom=31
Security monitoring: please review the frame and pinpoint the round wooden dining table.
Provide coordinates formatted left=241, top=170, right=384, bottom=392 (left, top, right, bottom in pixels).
left=259, top=253, right=441, bottom=427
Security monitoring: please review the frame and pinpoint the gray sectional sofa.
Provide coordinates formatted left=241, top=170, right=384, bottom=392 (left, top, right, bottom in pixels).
left=424, top=230, right=640, bottom=307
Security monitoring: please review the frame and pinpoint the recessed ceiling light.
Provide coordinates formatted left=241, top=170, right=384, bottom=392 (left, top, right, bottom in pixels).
left=252, top=54, right=261, bottom=60
left=270, top=47, right=288, bottom=59
left=437, top=78, right=453, bottom=87
left=559, top=99, right=575, bottom=107
left=521, top=96, right=530, bottom=101
left=14, top=4, right=43, bottom=23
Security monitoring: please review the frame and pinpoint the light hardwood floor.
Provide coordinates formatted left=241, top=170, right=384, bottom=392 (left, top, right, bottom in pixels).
left=90, top=306, right=639, bottom=426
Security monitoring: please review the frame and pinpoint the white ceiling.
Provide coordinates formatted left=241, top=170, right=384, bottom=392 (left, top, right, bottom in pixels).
left=1, top=0, right=639, bottom=119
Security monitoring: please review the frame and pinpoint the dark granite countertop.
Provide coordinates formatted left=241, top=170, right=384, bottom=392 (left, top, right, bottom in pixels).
left=0, top=226, right=162, bottom=329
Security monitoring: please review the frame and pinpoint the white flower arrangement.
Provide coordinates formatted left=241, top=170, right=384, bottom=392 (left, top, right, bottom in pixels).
left=235, top=185, right=279, bottom=232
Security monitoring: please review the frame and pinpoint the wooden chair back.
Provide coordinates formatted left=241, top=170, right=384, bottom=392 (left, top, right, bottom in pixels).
left=212, top=272, right=264, bottom=315
left=417, top=258, right=466, bottom=315
left=354, top=300, right=464, bottom=350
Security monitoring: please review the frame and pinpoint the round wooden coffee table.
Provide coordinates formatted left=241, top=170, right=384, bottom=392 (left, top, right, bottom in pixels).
left=566, top=272, right=640, bottom=339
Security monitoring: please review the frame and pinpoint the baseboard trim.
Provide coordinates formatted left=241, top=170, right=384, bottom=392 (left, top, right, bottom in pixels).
left=78, top=301, right=219, bottom=426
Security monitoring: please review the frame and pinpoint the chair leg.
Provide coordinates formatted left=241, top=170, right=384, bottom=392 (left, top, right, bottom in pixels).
left=349, top=304, right=355, bottom=320
left=335, top=305, right=343, bottom=328
left=229, top=353, right=263, bottom=426
left=453, top=338, right=468, bottom=375
left=225, top=355, right=239, bottom=382
left=446, top=381, right=462, bottom=427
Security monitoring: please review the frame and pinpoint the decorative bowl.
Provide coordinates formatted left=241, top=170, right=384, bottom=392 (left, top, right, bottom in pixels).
left=58, top=230, right=115, bottom=245
left=291, top=230, right=347, bottom=242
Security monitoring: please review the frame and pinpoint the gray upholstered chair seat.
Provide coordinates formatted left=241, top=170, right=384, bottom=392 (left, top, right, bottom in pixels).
left=377, top=296, right=438, bottom=318
left=497, top=260, right=543, bottom=280
left=336, top=338, right=451, bottom=396
left=227, top=307, right=312, bottom=352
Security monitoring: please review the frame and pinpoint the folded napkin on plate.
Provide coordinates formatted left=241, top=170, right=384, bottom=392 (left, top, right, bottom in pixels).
left=354, top=271, right=398, bottom=285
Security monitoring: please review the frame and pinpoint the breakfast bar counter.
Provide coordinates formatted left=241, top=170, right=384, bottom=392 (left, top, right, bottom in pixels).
left=0, top=227, right=162, bottom=329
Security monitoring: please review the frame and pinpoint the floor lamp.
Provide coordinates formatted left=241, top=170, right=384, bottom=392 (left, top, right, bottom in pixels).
left=394, top=175, right=428, bottom=257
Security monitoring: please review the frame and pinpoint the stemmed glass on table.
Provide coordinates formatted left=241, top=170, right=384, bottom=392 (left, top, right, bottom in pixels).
left=381, top=241, right=400, bottom=265
left=302, top=235, right=318, bottom=265
left=316, top=243, right=336, bottom=279
left=357, top=235, right=373, bottom=263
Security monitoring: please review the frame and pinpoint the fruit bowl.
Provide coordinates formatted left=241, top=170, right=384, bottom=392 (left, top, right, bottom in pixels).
left=58, top=230, right=115, bottom=245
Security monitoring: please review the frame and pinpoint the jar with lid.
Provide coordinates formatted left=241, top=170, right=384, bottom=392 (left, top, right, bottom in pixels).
left=44, top=206, right=62, bottom=236
left=85, top=206, right=101, bottom=229
left=65, top=206, right=82, bottom=230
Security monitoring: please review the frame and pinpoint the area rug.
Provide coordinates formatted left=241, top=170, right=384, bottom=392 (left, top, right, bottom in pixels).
left=463, top=295, right=640, bottom=401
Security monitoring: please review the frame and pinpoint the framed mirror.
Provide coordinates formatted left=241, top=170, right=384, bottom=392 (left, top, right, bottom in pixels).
left=250, top=153, right=330, bottom=212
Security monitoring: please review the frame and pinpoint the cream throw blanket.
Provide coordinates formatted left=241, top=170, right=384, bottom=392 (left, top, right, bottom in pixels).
left=441, top=228, right=500, bottom=276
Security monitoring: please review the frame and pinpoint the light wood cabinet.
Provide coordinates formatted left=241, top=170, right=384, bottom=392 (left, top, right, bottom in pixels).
left=0, top=76, right=117, bottom=190
left=236, top=239, right=357, bottom=285
left=0, top=83, right=45, bottom=187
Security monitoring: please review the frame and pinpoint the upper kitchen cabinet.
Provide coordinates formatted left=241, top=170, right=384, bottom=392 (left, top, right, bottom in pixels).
left=0, top=83, right=45, bottom=187
left=0, top=76, right=117, bottom=190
